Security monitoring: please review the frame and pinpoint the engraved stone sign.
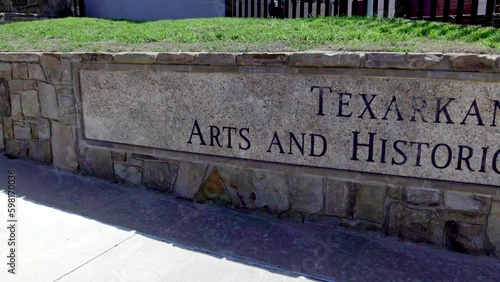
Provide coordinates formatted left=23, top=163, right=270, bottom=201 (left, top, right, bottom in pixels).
left=80, top=66, right=500, bottom=186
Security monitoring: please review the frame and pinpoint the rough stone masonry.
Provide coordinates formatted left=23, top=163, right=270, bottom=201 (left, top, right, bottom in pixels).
left=0, top=51, right=499, bottom=257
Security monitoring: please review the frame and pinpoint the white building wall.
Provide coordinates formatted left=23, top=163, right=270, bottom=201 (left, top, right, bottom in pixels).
left=85, top=0, right=227, bottom=20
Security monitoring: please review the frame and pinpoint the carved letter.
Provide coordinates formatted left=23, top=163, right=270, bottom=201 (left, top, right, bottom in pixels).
left=434, top=98, right=455, bottom=124
left=382, top=96, right=404, bottom=121
left=267, top=131, right=285, bottom=154
left=351, top=131, right=375, bottom=162
left=358, top=94, right=378, bottom=119
left=187, top=119, right=206, bottom=145
left=311, top=86, right=333, bottom=116
left=460, top=99, right=485, bottom=126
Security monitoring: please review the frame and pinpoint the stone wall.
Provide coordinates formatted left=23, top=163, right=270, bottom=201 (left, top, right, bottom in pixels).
left=0, top=51, right=499, bottom=257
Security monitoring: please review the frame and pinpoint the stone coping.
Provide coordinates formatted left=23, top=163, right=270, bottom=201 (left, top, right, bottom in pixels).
left=0, top=52, right=499, bottom=73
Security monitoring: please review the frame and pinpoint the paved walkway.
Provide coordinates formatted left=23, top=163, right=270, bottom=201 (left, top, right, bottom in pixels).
left=0, top=153, right=499, bottom=282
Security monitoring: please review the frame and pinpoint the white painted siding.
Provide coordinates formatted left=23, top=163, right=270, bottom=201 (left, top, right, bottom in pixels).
left=85, top=0, right=227, bottom=20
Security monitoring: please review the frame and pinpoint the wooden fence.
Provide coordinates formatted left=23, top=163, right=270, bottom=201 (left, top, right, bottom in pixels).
left=225, top=0, right=499, bottom=26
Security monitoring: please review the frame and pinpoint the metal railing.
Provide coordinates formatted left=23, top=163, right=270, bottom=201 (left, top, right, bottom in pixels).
left=225, top=0, right=499, bottom=27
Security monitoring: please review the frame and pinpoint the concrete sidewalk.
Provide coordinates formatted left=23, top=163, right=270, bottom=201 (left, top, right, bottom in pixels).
left=0, top=153, right=498, bottom=282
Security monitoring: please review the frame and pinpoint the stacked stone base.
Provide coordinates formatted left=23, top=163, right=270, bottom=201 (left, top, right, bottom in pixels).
left=75, top=146, right=499, bottom=257
left=0, top=52, right=498, bottom=257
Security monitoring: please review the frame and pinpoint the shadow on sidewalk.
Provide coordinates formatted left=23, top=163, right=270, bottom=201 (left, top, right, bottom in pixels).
left=1, top=154, right=499, bottom=281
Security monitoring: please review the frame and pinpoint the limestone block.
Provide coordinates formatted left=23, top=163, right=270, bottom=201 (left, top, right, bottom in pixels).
left=195, top=167, right=231, bottom=205
left=39, top=82, right=59, bottom=119
left=365, top=52, right=407, bottom=69
left=223, top=165, right=253, bottom=205
left=194, top=53, right=235, bottom=65
left=386, top=203, right=443, bottom=245
left=20, top=90, right=40, bottom=117
left=61, top=58, right=72, bottom=83
left=0, top=82, right=10, bottom=117
left=364, top=53, right=448, bottom=70
left=113, top=52, right=157, bottom=64
left=10, top=94, right=23, bottom=119
left=0, top=63, right=12, bottom=79
left=12, top=63, right=28, bottom=79
left=57, top=95, right=76, bottom=125
left=219, top=165, right=290, bottom=213
left=325, top=179, right=359, bottom=218
left=2, top=118, right=13, bottom=139
left=29, top=140, right=52, bottom=164
left=404, top=187, right=441, bottom=206
left=444, top=221, right=490, bottom=255
left=236, top=53, right=288, bottom=67
left=110, top=151, right=126, bottom=162
left=143, top=160, right=179, bottom=193
left=449, top=54, right=496, bottom=72
left=13, top=121, right=32, bottom=140
left=79, top=53, right=114, bottom=62
left=79, top=146, right=114, bottom=180
left=444, top=191, right=489, bottom=213
left=28, top=63, right=47, bottom=80
left=290, top=174, right=323, bottom=214
left=157, top=53, right=195, bottom=64
left=355, top=184, right=386, bottom=223
left=5, top=139, right=29, bottom=159
left=51, top=121, right=78, bottom=171
left=174, top=161, right=207, bottom=200
left=406, top=53, right=448, bottom=70
left=0, top=53, right=40, bottom=63
left=386, top=204, right=406, bottom=237
left=290, top=52, right=363, bottom=68
left=250, top=169, right=290, bottom=213
left=114, top=162, right=142, bottom=186
left=487, top=201, right=500, bottom=256
left=8, top=79, right=37, bottom=93
left=40, top=54, right=62, bottom=82
left=387, top=185, right=403, bottom=201
left=36, top=118, right=51, bottom=140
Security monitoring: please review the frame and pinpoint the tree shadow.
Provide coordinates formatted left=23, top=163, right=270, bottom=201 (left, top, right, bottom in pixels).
left=1, top=154, right=499, bottom=282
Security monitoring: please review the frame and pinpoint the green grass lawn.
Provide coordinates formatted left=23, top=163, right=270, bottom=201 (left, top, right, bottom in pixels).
left=0, top=16, right=499, bottom=53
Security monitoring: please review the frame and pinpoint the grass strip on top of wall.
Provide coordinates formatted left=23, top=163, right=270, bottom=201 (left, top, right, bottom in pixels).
left=0, top=16, right=499, bottom=53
